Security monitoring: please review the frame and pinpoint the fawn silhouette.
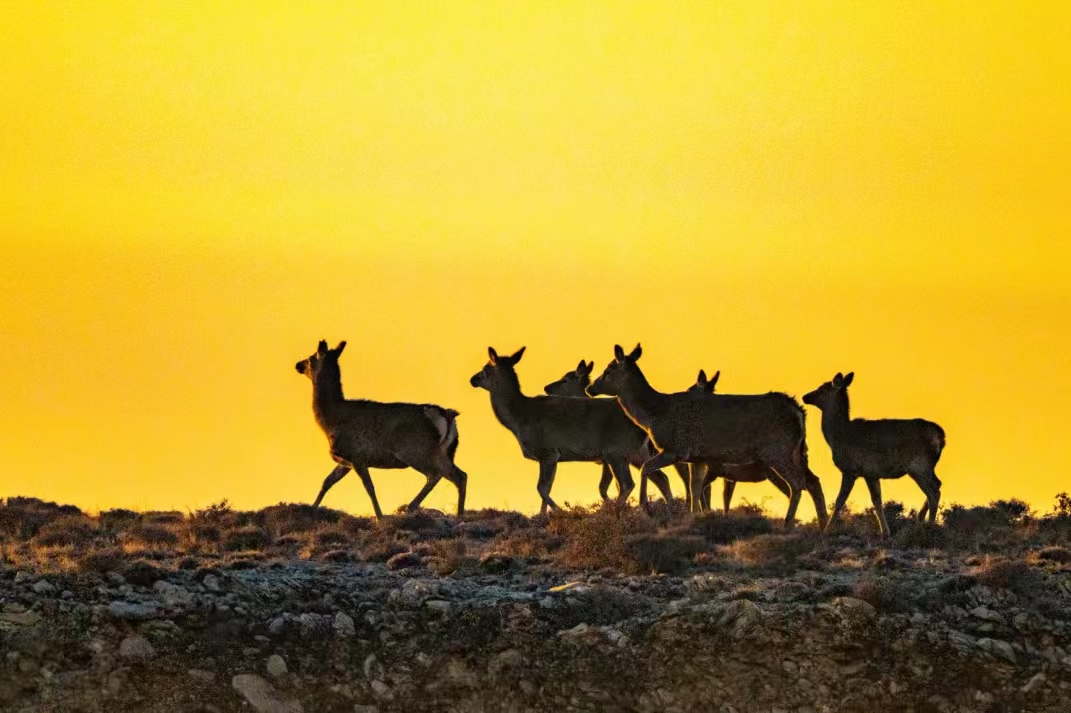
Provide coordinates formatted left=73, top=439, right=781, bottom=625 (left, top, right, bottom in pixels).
left=803, top=372, right=944, bottom=537
left=589, top=344, right=828, bottom=528
left=296, top=340, right=466, bottom=519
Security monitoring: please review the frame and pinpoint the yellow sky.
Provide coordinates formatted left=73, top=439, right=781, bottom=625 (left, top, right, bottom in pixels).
left=2, top=2, right=1069, bottom=519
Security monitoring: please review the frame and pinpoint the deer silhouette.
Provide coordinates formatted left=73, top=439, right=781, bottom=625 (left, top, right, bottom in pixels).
left=803, top=372, right=944, bottom=536
left=296, top=340, right=466, bottom=519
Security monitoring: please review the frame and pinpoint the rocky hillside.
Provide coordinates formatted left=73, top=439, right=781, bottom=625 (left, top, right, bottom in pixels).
left=1, top=496, right=1070, bottom=712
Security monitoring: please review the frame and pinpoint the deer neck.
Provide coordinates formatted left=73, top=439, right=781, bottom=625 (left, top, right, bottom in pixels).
left=488, top=370, right=530, bottom=435
left=615, top=369, right=669, bottom=429
left=311, top=373, right=346, bottom=428
left=819, top=392, right=851, bottom=447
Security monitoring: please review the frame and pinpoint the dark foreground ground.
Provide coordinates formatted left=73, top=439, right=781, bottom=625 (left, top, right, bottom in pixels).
left=1, top=495, right=1071, bottom=713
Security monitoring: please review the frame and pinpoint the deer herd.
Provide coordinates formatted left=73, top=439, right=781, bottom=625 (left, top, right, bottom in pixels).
left=296, top=340, right=946, bottom=538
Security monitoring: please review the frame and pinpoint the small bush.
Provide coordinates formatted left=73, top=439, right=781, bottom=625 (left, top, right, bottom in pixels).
left=125, top=524, right=180, bottom=548
left=975, top=556, right=1036, bottom=593
left=123, top=559, right=169, bottom=586
left=726, top=533, right=815, bottom=570
left=34, top=515, right=100, bottom=548
left=690, top=510, right=773, bottom=544
left=98, top=509, right=139, bottom=531
left=893, top=522, right=947, bottom=550
left=222, top=525, right=270, bottom=552
left=76, top=548, right=125, bottom=575
left=1035, top=545, right=1071, bottom=564
left=625, top=532, right=705, bottom=574
left=142, top=511, right=185, bottom=525
left=853, top=573, right=906, bottom=611
left=313, top=525, right=351, bottom=548
left=260, top=503, right=342, bottom=536
left=549, top=502, right=656, bottom=572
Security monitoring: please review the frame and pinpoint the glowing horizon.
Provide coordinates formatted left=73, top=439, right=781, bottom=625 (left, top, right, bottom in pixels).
left=1, top=2, right=1069, bottom=519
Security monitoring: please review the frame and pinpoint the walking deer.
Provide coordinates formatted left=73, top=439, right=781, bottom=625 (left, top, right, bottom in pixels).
left=686, top=370, right=828, bottom=520
left=543, top=360, right=676, bottom=504
left=803, top=372, right=945, bottom=537
left=588, top=344, right=828, bottom=528
left=470, top=347, right=650, bottom=515
left=296, top=340, right=467, bottom=519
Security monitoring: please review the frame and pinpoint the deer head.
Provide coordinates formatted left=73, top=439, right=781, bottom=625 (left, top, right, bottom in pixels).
left=802, top=371, right=854, bottom=410
left=587, top=344, right=642, bottom=397
left=687, top=369, right=720, bottom=394
left=544, top=360, right=595, bottom=397
left=295, top=340, right=347, bottom=381
left=470, top=346, right=527, bottom=391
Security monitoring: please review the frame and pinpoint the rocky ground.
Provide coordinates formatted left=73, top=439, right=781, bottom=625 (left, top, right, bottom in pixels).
left=1, top=496, right=1070, bottom=712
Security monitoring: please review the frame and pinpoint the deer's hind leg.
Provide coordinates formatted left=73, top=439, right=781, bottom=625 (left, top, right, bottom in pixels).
left=598, top=463, right=613, bottom=501
left=865, top=477, right=891, bottom=537
left=312, top=464, right=351, bottom=508
left=721, top=480, right=736, bottom=514
left=639, top=451, right=684, bottom=512
left=354, top=465, right=384, bottom=520
left=537, top=459, right=561, bottom=515
left=911, top=466, right=941, bottom=523
left=826, top=472, right=857, bottom=532
left=606, top=456, right=636, bottom=503
left=645, top=468, right=673, bottom=503
left=443, top=465, right=468, bottom=517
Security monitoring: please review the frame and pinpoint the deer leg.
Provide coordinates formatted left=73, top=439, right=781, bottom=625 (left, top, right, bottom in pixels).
left=672, top=463, right=692, bottom=508
left=911, top=468, right=941, bottom=523
left=536, top=459, right=560, bottom=515
left=646, top=469, right=674, bottom=503
left=353, top=465, right=384, bottom=520
left=598, top=463, right=613, bottom=501
left=865, top=477, right=891, bottom=537
left=689, top=462, right=710, bottom=514
left=640, top=451, right=682, bottom=511
left=607, top=457, right=635, bottom=503
left=312, top=464, right=351, bottom=508
left=804, top=468, right=829, bottom=529
left=825, top=473, right=856, bottom=532
left=720, top=480, right=736, bottom=514
left=442, top=465, right=468, bottom=517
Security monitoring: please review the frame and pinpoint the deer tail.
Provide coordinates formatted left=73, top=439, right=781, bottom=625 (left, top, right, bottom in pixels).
left=425, top=407, right=460, bottom=455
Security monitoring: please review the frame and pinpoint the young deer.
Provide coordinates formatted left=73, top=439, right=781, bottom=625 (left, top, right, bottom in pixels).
left=296, top=340, right=467, bottom=519
left=543, top=360, right=676, bottom=504
left=470, top=347, right=647, bottom=515
left=589, top=345, right=828, bottom=528
left=803, top=372, right=945, bottom=537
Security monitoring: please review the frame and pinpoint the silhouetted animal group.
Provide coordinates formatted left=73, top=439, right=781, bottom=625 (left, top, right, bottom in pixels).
left=297, top=341, right=945, bottom=537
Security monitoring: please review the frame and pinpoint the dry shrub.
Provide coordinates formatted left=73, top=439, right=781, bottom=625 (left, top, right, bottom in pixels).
left=495, top=528, right=561, bottom=561
left=34, top=515, right=101, bottom=548
left=893, top=522, right=947, bottom=550
left=726, top=533, right=815, bottom=570
left=690, top=509, right=773, bottom=544
left=123, top=559, right=169, bottom=586
left=975, top=556, right=1036, bottom=593
left=98, top=509, right=139, bottom=532
left=76, top=547, right=125, bottom=575
left=853, top=573, right=906, bottom=611
left=142, top=510, right=185, bottom=525
left=260, top=503, right=343, bottom=537
left=549, top=502, right=657, bottom=572
left=124, top=523, right=180, bottom=548
left=0, top=497, right=82, bottom=540
left=425, top=539, right=479, bottom=576
left=625, top=531, right=705, bottom=574
left=222, top=525, right=270, bottom=552
left=312, top=525, right=352, bottom=549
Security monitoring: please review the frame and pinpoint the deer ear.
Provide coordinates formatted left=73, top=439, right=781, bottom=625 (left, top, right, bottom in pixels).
left=697, top=369, right=707, bottom=384
left=628, top=344, right=642, bottom=362
left=587, top=361, right=595, bottom=373
left=711, top=370, right=720, bottom=389
left=613, top=344, right=626, bottom=362
left=317, top=340, right=329, bottom=356
left=488, top=347, right=498, bottom=365
left=833, top=373, right=843, bottom=387
left=333, top=341, right=346, bottom=355
left=842, top=372, right=854, bottom=387
left=509, top=346, right=526, bottom=364
left=577, top=359, right=587, bottom=373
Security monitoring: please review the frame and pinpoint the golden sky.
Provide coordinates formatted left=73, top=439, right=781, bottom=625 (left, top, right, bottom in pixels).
left=2, top=2, right=1069, bottom=519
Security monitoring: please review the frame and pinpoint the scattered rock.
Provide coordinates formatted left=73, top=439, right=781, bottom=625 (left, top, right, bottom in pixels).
left=232, top=674, right=304, bottom=713
left=32, top=579, right=55, bottom=594
left=333, top=611, right=356, bottom=638
left=266, top=654, right=288, bottom=678
left=119, top=635, right=155, bottom=661
left=107, top=600, right=160, bottom=620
